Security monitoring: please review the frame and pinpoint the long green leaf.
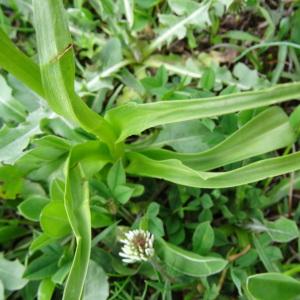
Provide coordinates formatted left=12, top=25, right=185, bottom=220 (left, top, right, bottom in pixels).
left=136, top=107, right=295, bottom=170
left=0, top=28, right=44, bottom=97
left=126, top=151, right=300, bottom=188
left=33, top=0, right=117, bottom=146
left=106, top=82, right=300, bottom=142
left=63, top=142, right=111, bottom=300
left=64, top=159, right=90, bottom=300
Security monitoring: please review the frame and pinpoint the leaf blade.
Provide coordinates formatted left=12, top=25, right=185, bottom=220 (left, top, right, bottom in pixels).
left=106, top=82, right=300, bottom=142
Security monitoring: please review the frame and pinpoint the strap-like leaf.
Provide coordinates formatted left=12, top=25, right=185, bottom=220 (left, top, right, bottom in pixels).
left=106, top=82, right=300, bottom=142
left=63, top=141, right=111, bottom=300
left=126, top=151, right=300, bottom=188
left=33, top=0, right=117, bottom=145
left=0, top=28, right=44, bottom=97
left=136, top=107, right=295, bottom=170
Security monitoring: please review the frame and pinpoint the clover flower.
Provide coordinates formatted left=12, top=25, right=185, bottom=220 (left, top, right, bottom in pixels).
left=119, top=229, right=155, bottom=264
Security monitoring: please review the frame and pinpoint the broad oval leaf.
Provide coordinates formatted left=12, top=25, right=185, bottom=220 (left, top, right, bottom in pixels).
left=265, top=218, right=299, bottom=243
left=155, top=238, right=227, bottom=277
left=18, top=195, right=49, bottom=222
left=192, top=222, right=215, bottom=255
left=40, top=201, right=71, bottom=239
left=247, top=273, right=300, bottom=300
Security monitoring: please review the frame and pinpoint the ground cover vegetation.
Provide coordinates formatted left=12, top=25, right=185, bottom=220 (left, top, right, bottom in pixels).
left=1, top=0, right=300, bottom=299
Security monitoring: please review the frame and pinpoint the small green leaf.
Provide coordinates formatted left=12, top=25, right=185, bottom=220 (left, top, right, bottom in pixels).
left=91, top=206, right=114, bottom=229
left=252, top=235, right=279, bottom=273
left=192, top=222, right=215, bottom=255
left=233, top=63, right=260, bottom=90
left=40, top=180, right=71, bottom=239
left=18, top=195, right=49, bottom=221
left=40, top=201, right=71, bottom=239
left=147, top=203, right=160, bottom=217
left=107, top=160, right=126, bottom=191
left=113, top=185, right=134, bottom=204
left=265, top=218, right=299, bottom=243
left=52, top=263, right=72, bottom=285
left=30, top=233, right=55, bottom=253
left=24, top=254, right=59, bottom=281
left=0, top=225, right=28, bottom=244
left=0, top=165, right=23, bottom=199
left=200, top=68, right=215, bottom=91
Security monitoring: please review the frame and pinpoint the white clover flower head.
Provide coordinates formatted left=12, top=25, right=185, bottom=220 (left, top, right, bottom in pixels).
left=119, top=229, right=155, bottom=264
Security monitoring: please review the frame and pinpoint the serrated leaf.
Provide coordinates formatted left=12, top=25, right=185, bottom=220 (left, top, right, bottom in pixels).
left=0, top=74, right=26, bottom=123
left=168, top=0, right=199, bottom=15
left=83, top=261, right=109, bottom=300
left=0, top=108, right=46, bottom=164
left=146, top=0, right=211, bottom=53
